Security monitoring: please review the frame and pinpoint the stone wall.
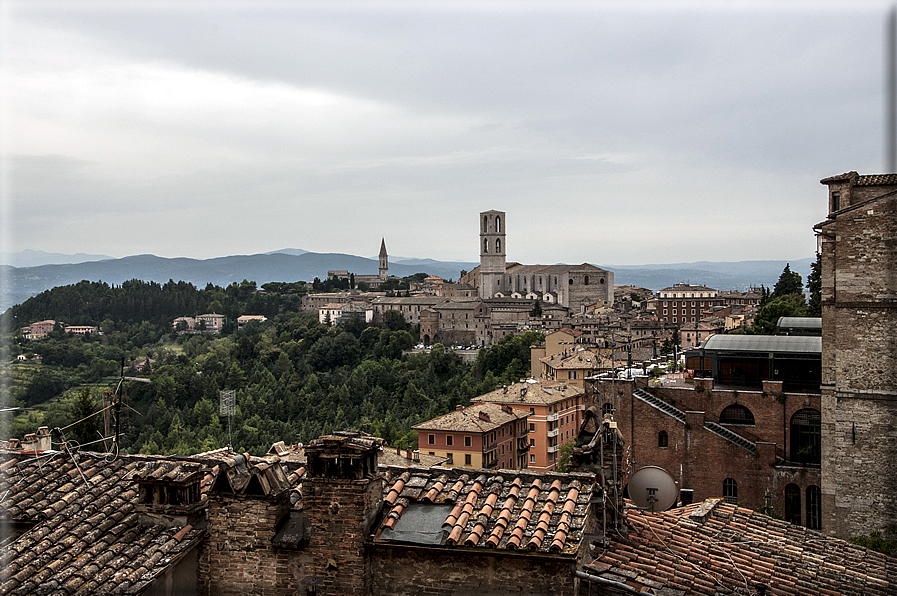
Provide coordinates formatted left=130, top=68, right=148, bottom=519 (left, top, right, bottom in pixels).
left=818, top=179, right=897, bottom=539
left=370, top=547, right=577, bottom=596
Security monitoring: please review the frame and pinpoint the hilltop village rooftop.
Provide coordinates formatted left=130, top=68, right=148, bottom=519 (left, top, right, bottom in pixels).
left=1, top=428, right=893, bottom=596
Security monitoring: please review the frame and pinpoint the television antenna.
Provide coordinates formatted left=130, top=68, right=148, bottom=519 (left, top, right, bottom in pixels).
left=627, top=466, right=679, bottom=512
left=219, top=390, right=235, bottom=452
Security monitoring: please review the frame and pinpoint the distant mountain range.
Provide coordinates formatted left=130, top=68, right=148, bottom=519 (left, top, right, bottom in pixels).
left=0, top=250, right=814, bottom=312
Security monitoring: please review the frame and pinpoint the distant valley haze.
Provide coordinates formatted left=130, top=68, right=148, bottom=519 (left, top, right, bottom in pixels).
left=0, top=248, right=814, bottom=313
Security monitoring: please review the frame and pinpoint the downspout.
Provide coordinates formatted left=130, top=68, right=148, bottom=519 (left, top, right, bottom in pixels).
left=574, top=568, right=642, bottom=595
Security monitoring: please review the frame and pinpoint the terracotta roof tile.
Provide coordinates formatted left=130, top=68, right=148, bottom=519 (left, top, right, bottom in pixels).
left=376, top=466, right=594, bottom=556
left=582, top=499, right=897, bottom=595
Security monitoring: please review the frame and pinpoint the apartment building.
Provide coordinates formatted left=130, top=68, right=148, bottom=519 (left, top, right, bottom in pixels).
left=412, top=402, right=529, bottom=470
left=476, top=380, right=584, bottom=472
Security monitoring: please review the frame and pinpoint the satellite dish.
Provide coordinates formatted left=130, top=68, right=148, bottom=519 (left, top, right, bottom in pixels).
left=627, top=466, right=679, bottom=512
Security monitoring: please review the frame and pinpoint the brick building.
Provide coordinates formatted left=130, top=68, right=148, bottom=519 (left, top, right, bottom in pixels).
left=585, top=370, right=823, bottom=530
left=412, top=402, right=530, bottom=470
left=649, top=283, right=725, bottom=326
left=815, top=171, right=897, bottom=539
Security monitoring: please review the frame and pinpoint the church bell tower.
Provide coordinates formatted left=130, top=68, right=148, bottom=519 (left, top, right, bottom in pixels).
left=479, top=210, right=506, bottom=299
left=379, top=238, right=388, bottom=281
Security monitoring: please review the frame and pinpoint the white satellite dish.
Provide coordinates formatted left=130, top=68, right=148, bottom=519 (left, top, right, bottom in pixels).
left=627, top=466, right=679, bottom=512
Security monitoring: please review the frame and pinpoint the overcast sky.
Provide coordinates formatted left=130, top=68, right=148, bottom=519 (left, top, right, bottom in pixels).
left=1, top=1, right=890, bottom=266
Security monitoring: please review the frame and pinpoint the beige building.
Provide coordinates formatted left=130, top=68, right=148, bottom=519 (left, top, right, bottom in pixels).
left=413, top=402, right=529, bottom=470
left=477, top=380, right=584, bottom=472
left=539, top=348, right=610, bottom=387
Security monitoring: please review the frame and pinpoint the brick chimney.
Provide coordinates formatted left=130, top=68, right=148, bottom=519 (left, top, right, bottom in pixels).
left=301, top=430, right=386, bottom=596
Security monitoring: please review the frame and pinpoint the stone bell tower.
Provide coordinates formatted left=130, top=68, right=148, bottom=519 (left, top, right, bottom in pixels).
left=479, top=210, right=506, bottom=299
left=378, top=238, right=388, bottom=281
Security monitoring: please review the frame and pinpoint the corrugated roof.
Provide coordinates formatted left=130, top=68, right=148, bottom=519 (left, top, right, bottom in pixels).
left=777, top=316, right=822, bottom=329
left=700, top=334, right=821, bottom=354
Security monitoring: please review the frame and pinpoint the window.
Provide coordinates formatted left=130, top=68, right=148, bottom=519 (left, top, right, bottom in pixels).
left=529, top=423, right=535, bottom=432
left=496, top=238, right=501, bottom=253
left=464, top=436, right=471, bottom=447
left=530, top=438, right=535, bottom=446
left=483, top=215, right=488, bottom=232
left=723, top=478, right=738, bottom=505
left=658, top=431, right=668, bottom=448
left=446, top=435, right=453, bottom=446
left=428, top=434, right=435, bottom=445
left=483, top=239, right=488, bottom=253
left=584, top=276, right=590, bottom=285
left=832, top=191, right=840, bottom=211
left=806, top=486, right=821, bottom=530
left=530, top=454, right=535, bottom=463
left=785, top=484, right=801, bottom=525
left=496, top=216, right=501, bottom=233
left=790, top=409, right=821, bottom=464
left=720, top=404, right=755, bottom=425
left=446, top=453, right=453, bottom=464
left=465, top=454, right=472, bottom=466
left=601, top=403, right=614, bottom=418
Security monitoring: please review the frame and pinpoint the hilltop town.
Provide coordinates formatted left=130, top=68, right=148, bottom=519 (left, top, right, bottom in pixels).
left=1, top=173, right=895, bottom=594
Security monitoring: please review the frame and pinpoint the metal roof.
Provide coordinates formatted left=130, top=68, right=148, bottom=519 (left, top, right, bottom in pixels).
left=700, top=334, right=821, bottom=354
left=777, top=317, right=822, bottom=329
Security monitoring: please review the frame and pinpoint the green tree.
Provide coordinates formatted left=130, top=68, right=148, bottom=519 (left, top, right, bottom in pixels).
left=750, top=293, right=807, bottom=335
left=806, top=253, right=822, bottom=317
left=773, top=264, right=804, bottom=299
left=69, top=388, right=101, bottom=445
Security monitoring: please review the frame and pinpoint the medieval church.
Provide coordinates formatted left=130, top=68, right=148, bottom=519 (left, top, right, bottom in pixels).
left=459, top=209, right=614, bottom=312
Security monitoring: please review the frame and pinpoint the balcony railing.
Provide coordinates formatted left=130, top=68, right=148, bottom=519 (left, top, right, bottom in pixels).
left=547, top=429, right=559, bottom=438
left=547, top=444, right=560, bottom=454
left=483, top=442, right=497, bottom=454
left=517, top=440, right=530, bottom=452
left=547, top=413, right=559, bottom=422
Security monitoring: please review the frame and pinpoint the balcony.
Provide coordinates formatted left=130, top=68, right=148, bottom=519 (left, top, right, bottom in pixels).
left=547, top=444, right=560, bottom=454
left=517, top=427, right=530, bottom=438
left=547, top=413, right=559, bottom=422
left=483, top=442, right=497, bottom=454
left=517, top=439, right=530, bottom=452
left=547, top=429, right=559, bottom=438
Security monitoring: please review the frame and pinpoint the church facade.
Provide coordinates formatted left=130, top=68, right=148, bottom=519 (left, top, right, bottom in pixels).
left=459, top=210, right=614, bottom=312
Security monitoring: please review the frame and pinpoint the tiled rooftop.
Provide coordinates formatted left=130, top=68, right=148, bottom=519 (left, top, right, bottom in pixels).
left=583, top=498, right=897, bottom=595
left=412, top=402, right=527, bottom=433
left=0, top=451, right=206, bottom=595
left=477, top=380, right=583, bottom=406
left=374, top=465, right=595, bottom=555
left=541, top=349, right=611, bottom=370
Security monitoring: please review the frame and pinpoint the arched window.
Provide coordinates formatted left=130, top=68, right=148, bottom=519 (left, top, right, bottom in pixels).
left=785, top=484, right=801, bottom=525
left=483, top=238, right=488, bottom=254
left=806, top=486, right=821, bottom=530
left=483, top=215, right=488, bottom=232
left=723, top=478, right=737, bottom=505
left=584, top=276, right=590, bottom=285
left=719, top=404, right=755, bottom=425
left=790, top=408, right=821, bottom=464
left=658, top=431, right=668, bottom=448
left=496, top=238, right=501, bottom=253
left=496, top=216, right=501, bottom=233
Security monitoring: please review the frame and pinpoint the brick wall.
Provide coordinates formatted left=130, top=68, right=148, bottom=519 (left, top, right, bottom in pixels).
left=370, top=547, right=577, bottom=596
left=199, top=494, right=295, bottom=596
left=300, top=476, right=385, bottom=596
left=584, top=378, right=821, bottom=525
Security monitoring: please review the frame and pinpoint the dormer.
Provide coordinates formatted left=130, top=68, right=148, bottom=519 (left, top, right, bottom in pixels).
left=304, top=430, right=384, bottom=480
left=820, top=171, right=857, bottom=215
left=134, top=460, right=205, bottom=525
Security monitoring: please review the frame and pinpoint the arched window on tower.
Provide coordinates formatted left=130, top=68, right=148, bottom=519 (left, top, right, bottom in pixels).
left=483, top=238, right=488, bottom=254
left=483, top=215, right=488, bottom=232
left=790, top=408, right=821, bottom=464
left=584, top=276, right=590, bottom=285
left=719, top=404, right=755, bottom=425
left=785, top=483, right=801, bottom=525
left=723, top=478, right=738, bottom=505
left=496, top=216, right=501, bottom=233
left=496, top=238, right=501, bottom=253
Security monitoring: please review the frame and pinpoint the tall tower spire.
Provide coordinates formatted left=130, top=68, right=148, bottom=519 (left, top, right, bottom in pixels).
left=479, top=210, right=506, bottom=299
left=379, top=238, right=388, bottom=281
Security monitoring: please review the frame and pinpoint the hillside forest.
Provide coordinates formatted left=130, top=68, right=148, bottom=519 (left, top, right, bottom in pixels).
left=1, top=278, right=542, bottom=456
